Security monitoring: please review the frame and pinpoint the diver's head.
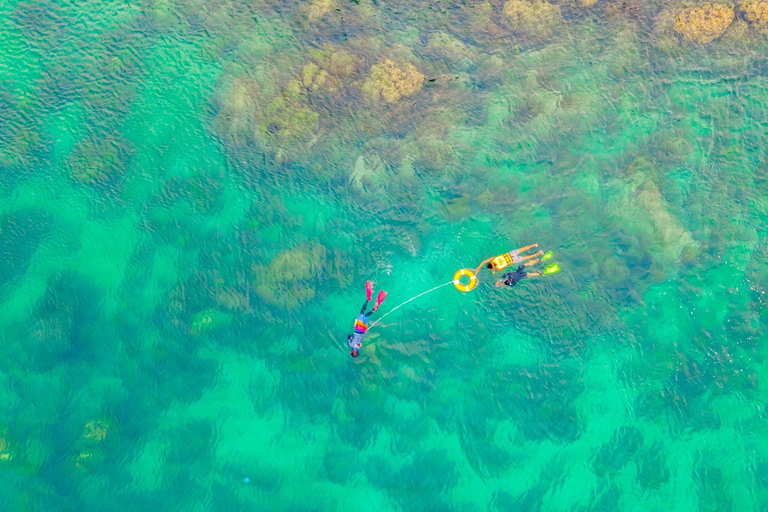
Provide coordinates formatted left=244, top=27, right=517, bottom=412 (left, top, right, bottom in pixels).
left=504, top=279, right=512, bottom=286
left=350, top=350, right=359, bottom=358
left=487, top=263, right=493, bottom=269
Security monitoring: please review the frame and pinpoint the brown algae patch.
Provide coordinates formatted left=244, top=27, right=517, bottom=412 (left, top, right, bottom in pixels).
left=741, top=0, right=768, bottom=29
left=75, top=419, right=112, bottom=469
left=673, top=4, right=735, bottom=43
left=502, top=0, right=562, bottom=37
left=252, top=244, right=327, bottom=309
left=307, top=0, right=336, bottom=21
left=75, top=452, right=93, bottom=468
left=302, top=47, right=356, bottom=93
left=361, top=59, right=424, bottom=104
left=83, top=420, right=109, bottom=441
left=0, top=433, right=12, bottom=462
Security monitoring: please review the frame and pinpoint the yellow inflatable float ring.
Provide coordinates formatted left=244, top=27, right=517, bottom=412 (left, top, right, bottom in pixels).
left=453, top=268, right=478, bottom=293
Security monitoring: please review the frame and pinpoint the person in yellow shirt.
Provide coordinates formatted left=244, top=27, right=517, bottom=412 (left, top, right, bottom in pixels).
left=475, top=244, right=543, bottom=274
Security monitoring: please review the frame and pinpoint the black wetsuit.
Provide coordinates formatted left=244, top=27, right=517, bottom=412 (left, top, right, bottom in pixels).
left=502, top=265, right=528, bottom=287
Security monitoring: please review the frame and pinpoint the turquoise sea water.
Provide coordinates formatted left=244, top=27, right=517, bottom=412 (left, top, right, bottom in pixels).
left=2, top=0, right=768, bottom=509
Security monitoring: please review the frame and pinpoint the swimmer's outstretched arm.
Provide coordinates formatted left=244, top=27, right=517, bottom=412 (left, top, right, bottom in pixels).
left=474, top=257, right=494, bottom=273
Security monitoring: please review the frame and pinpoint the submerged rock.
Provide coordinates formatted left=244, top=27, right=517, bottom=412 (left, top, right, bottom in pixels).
left=307, top=0, right=335, bottom=20
left=261, top=95, right=319, bottom=141
left=301, top=47, right=356, bottom=93
left=75, top=418, right=114, bottom=470
left=361, top=59, right=424, bottom=104
left=0, top=433, right=12, bottom=462
left=83, top=420, right=109, bottom=442
left=301, top=62, right=329, bottom=91
left=416, top=137, right=455, bottom=174
left=440, top=195, right=471, bottom=221
left=310, top=46, right=357, bottom=79
left=562, top=0, right=600, bottom=7
left=253, top=244, right=327, bottom=309
left=741, top=0, right=768, bottom=29
left=608, top=167, right=696, bottom=263
left=349, top=154, right=389, bottom=191
left=190, top=309, right=233, bottom=333
left=68, top=136, right=130, bottom=183
left=424, top=31, right=477, bottom=68
left=502, top=0, right=562, bottom=37
left=427, top=31, right=472, bottom=58
left=635, top=180, right=695, bottom=257
left=673, top=4, right=734, bottom=43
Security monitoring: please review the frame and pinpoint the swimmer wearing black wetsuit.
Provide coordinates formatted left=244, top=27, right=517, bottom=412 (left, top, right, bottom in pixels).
left=496, top=264, right=541, bottom=287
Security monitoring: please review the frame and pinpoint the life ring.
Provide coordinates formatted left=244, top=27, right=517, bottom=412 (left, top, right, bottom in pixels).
left=453, top=268, right=478, bottom=293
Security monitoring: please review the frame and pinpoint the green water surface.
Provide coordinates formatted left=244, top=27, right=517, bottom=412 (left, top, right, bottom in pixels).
left=1, top=0, right=768, bottom=510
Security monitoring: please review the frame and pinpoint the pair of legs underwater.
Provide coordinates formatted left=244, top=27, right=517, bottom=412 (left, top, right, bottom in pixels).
left=360, top=281, right=386, bottom=316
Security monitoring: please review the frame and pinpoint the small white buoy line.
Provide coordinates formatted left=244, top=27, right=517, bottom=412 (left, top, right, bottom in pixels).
left=369, top=281, right=454, bottom=329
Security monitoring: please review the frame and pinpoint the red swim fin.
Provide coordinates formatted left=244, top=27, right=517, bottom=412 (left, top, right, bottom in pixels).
left=372, top=290, right=387, bottom=311
left=366, top=281, right=373, bottom=301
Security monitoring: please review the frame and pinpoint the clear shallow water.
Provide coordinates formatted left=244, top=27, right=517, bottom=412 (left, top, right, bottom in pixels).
left=1, top=0, right=768, bottom=509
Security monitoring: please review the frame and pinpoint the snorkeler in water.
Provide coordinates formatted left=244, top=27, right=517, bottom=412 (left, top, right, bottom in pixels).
left=476, top=244, right=543, bottom=274
left=347, top=281, right=387, bottom=358
left=497, top=263, right=541, bottom=288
